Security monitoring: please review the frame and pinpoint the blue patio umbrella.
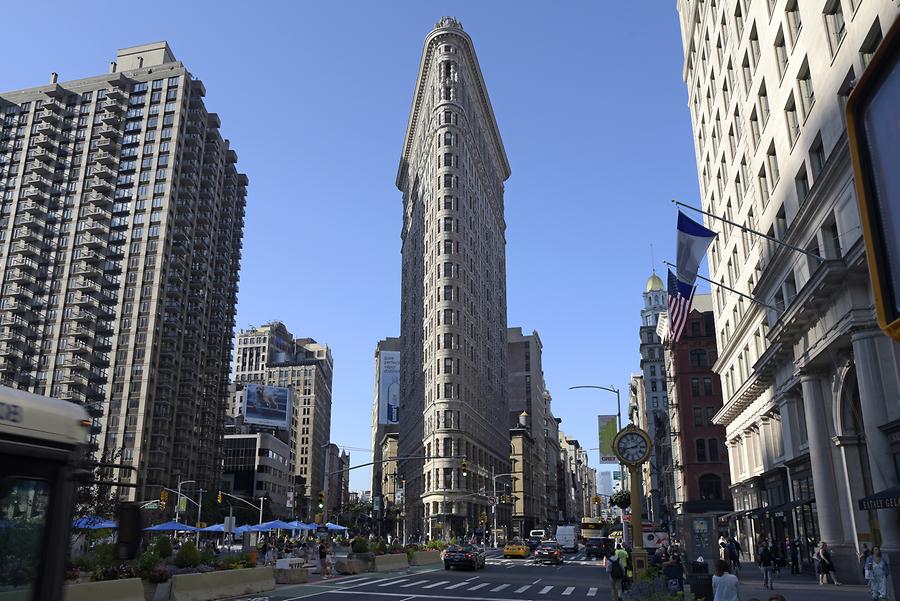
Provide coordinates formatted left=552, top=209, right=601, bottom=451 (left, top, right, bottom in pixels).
left=325, top=522, right=348, bottom=531
left=285, top=520, right=312, bottom=530
left=233, top=525, right=252, bottom=536
left=144, top=521, right=198, bottom=532
left=200, top=523, right=224, bottom=532
left=72, top=517, right=118, bottom=530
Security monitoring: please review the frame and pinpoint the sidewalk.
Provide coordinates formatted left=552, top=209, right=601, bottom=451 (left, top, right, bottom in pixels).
left=705, top=567, right=871, bottom=601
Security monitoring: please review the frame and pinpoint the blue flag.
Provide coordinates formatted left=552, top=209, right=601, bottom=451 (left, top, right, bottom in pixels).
left=676, top=211, right=717, bottom=286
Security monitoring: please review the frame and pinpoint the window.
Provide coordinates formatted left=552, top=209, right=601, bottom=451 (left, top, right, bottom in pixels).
left=785, top=94, right=800, bottom=146
left=809, top=134, right=825, bottom=180
left=860, top=19, right=883, bottom=68
left=797, top=61, right=815, bottom=118
left=774, top=28, right=788, bottom=79
left=742, top=53, right=753, bottom=95
left=758, top=81, right=770, bottom=126
left=703, top=377, right=714, bottom=396
left=708, top=439, right=720, bottom=461
left=699, top=474, right=723, bottom=500
left=749, top=108, right=760, bottom=148
left=824, top=0, right=846, bottom=55
left=690, top=349, right=708, bottom=367
left=786, top=0, right=802, bottom=46
left=734, top=3, right=745, bottom=39
left=691, top=378, right=701, bottom=396
left=0, top=474, right=51, bottom=597
left=693, top=407, right=704, bottom=426
left=795, top=165, right=810, bottom=204
left=766, top=144, right=780, bottom=185
left=691, top=320, right=702, bottom=337
left=758, top=165, right=771, bottom=205
left=696, top=439, right=707, bottom=462
left=749, top=24, right=761, bottom=70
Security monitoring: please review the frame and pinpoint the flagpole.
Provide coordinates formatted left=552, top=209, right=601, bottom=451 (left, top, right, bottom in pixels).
left=672, top=200, right=825, bottom=261
left=664, top=260, right=776, bottom=310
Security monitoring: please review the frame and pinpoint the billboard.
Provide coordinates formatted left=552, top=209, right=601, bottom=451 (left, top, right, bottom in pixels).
left=598, top=415, right=618, bottom=464
left=378, top=351, right=400, bottom=425
left=244, top=384, right=291, bottom=428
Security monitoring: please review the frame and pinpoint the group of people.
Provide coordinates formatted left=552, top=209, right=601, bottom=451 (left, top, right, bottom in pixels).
left=255, top=533, right=337, bottom=575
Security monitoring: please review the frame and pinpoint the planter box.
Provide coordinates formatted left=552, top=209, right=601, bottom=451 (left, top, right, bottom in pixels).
left=274, top=567, right=308, bottom=584
left=373, top=554, right=410, bottom=572
left=64, top=577, right=144, bottom=601
left=410, top=550, right=443, bottom=566
left=169, top=567, right=274, bottom=601
left=334, top=558, right=369, bottom=574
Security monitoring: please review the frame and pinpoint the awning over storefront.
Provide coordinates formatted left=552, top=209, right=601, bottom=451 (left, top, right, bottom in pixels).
left=858, top=486, right=900, bottom=511
left=748, top=506, right=770, bottom=518
left=768, top=498, right=814, bottom=515
left=718, top=510, right=748, bottom=521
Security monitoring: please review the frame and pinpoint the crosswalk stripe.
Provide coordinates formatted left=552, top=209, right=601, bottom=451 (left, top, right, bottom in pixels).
left=562, top=586, right=575, bottom=595
left=539, top=585, right=554, bottom=594
left=587, top=587, right=598, bottom=597
left=468, top=583, right=489, bottom=591
left=445, top=581, right=469, bottom=590
left=491, top=584, right=510, bottom=592
left=422, top=581, right=449, bottom=589
left=335, top=577, right=369, bottom=585
left=377, top=578, right=408, bottom=587
left=515, top=585, right=532, bottom=593
left=401, top=580, right=429, bottom=588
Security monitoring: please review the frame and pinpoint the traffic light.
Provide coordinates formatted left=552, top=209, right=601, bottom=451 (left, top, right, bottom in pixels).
left=318, top=491, right=325, bottom=509
left=461, top=460, right=468, bottom=477
left=847, top=16, right=900, bottom=341
left=159, top=489, right=168, bottom=509
left=217, top=491, right=222, bottom=504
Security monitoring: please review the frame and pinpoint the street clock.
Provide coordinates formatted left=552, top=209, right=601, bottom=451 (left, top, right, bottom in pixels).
left=612, top=425, right=652, bottom=466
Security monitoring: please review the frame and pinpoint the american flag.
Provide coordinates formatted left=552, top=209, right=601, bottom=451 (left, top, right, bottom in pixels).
left=667, top=269, right=695, bottom=342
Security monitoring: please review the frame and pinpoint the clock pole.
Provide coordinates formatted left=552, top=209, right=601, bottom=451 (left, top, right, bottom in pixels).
left=629, top=464, right=649, bottom=574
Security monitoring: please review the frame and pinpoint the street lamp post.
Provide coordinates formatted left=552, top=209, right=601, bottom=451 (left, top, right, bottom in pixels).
left=491, top=468, right=515, bottom=548
left=173, top=479, right=196, bottom=524
left=569, top=385, right=628, bottom=545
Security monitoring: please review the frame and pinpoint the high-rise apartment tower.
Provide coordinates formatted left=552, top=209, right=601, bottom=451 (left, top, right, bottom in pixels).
left=0, top=42, right=246, bottom=500
left=397, top=17, right=512, bottom=540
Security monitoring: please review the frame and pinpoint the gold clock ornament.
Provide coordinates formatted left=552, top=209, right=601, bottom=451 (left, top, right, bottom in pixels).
left=612, top=425, right=652, bottom=465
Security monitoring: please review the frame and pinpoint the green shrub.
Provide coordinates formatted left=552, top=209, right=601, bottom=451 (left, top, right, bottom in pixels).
left=351, top=537, right=369, bottom=554
left=152, top=537, right=173, bottom=559
left=372, top=540, right=387, bottom=555
left=199, top=548, right=215, bottom=566
left=72, top=555, right=95, bottom=572
left=424, top=539, right=447, bottom=551
left=173, top=542, right=201, bottom=568
left=449, top=537, right=458, bottom=545
left=136, top=551, right=161, bottom=578
left=93, top=543, right=116, bottom=569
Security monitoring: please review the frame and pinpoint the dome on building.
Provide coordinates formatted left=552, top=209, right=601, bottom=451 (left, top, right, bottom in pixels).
left=645, top=273, right=664, bottom=292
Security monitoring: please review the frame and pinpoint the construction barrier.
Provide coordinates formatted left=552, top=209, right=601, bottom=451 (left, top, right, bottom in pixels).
left=63, top=578, right=144, bottom=601
left=373, top=554, right=410, bottom=572
left=410, top=550, right=443, bottom=566
left=169, top=567, right=275, bottom=601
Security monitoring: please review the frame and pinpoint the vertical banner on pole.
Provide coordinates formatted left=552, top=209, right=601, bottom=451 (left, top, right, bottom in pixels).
left=597, top=415, right=618, bottom=464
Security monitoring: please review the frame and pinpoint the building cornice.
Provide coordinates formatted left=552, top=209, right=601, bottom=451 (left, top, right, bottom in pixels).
left=396, top=22, right=511, bottom=190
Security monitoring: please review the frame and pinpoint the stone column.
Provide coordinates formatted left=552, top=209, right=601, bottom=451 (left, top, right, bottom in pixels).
left=800, top=372, right=855, bottom=580
left=852, top=328, right=900, bottom=599
left=777, top=395, right=798, bottom=459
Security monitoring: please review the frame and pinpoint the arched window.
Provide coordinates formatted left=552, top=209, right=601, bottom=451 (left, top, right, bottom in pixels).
left=699, top=474, right=723, bottom=500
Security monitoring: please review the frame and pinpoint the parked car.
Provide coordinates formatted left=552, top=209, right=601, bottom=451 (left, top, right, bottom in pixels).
left=534, top=541, right=564, bottom=565
left=585, top=536, right=615, bottom=559
left=503, top=541, right=530, bottom=558
left=555, top=525, right=579, bottom=552
left=443, top=544, right=486, bottom=570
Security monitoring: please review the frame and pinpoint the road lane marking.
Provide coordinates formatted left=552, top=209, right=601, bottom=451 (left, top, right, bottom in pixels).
left=562, top=586, right=575, bottom=595
left=378, top=579, right=408, bottom=587
left=400, top=580, right=429, bottom=588
left=531, top=578, right=543, bottom=584
left=515, top=585, right=532, bottom=593
left=422, top=581, right=449, bottom=589
left=490, top=584, right=509, bottom=592
left=468, top=583, right=489, bottom=591
left=587, top=587, right=598, bottom=597
left=444, top=581, right=469, bottom=589
left=335, top=577, right=369, bottom=585
left=538, top=585, right=554, bottom=594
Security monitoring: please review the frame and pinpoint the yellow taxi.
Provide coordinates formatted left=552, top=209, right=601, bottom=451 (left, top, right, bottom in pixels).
left=503, top=540, right=530, bottom=558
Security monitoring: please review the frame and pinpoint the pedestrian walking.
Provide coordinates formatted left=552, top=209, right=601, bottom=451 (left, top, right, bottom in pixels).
left=757, top=538, right=775, bottom=590
left=318, top=539, right=331, bottom=578
left=788, top=537, right=800, bottom=574
left=815, top=541, right=841, bottom=585
left=712, top=559, right=741, bottom=601
left=865, top=546, right=889, bottom=600
left=606, top=549, right=626, bottom=601
left=726, top=537, right=741, bottom=576
left=859, top=543, right=871, bottom=580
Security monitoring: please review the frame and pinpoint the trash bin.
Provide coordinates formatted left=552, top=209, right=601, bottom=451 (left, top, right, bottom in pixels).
left=689, top=560, right=709, bottom=574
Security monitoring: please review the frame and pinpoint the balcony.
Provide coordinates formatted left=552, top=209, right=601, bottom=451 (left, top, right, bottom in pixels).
left=94, top=150, right=117, bottom=166
left=96, top=125, right=118, bottom=139
left=91, top=164, right=115, bottom=180
left=0, top=341, right=23, bottom=358
left=19, top=200, right=47, bottom=215
left=83, top=191, right=112, bottom=207
left=96, top=138, right=117, bottom=154
left=81, top=217, right=108, bottom=235
left=32, top=134, right=55, bottom=149
left=9, top=240, right=43, bottom=258
left=12, top=227, right=41, bottom=243
left=26, top=160, right=53, bottom=177
left=14, top=214, right=44, bottom=231
left=69, top=292, right=98, bottom=307
left=76, top=232, right=106, bottom=249
left=70, top=308, right=97, bottom=323
left=68, top=277, right=100, bottom=293
left=105, top=87, right=125, bottom=102
left=66, top=323, right=94, bottom=340
left=36, top=109, right=60, bottom=124
left=31, top=147, right=54, bottom=164
left=99, top=113, right=120, bottom=126
left=80, top=205, right=110, bottom=221
left=57, top=369, right=88, bottom=386
left=71, top=261, right=102, bottom=278
left=22, top=186, right=44, bottom=201
left=22, top=174, right=49, bottom=189
left=5, top=269, right=34, bottom=285
left=86, top=177, right=112, bottom=192
left=34, top=122, right=56, bottom=136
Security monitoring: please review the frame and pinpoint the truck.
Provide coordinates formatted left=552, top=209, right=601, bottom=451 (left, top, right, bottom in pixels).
left=555, top=525, right=579, bottom=552
left=0, top=386, right=140, bottom=600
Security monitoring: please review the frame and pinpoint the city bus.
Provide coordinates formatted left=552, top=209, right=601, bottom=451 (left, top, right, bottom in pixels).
left=0, top=386, right=91, bottom=600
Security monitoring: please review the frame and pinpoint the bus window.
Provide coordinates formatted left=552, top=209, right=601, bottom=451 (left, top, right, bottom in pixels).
left=0, top=475, right=51, bottom=597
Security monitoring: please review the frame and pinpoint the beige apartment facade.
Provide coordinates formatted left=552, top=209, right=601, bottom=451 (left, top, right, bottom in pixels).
left=397, top=16, right=512, bottom=541
left=0, top=42, right=246, bottom=501
left=676, top=0, right=900, bottom=584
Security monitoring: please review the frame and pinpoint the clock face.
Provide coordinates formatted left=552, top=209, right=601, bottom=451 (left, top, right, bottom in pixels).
left=616, top=431, right=650, bottom=464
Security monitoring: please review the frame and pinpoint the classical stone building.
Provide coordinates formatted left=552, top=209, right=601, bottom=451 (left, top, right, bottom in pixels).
left=0, top=42, right=246, bottom=501
left=397, top=16, right=512, bottom=541
left=507, top=327, right=560, bottom=529
left=371, top=337, right=401, bottom=502
left=676, top=0, right=900, bottom=583
left=233, top=321, right=295, bottom=384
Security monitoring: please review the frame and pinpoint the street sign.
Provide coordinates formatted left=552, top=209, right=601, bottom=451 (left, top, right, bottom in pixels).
left=317, top=526, right=328, bottom=534
left=224, top=516, right=236, bottom=534
left=613, top=470, right=625, bottom=481
left=142, top=501, right=159, bottom=510
left=178, top=496, right=187, bottom=512
left=373, top=495, right=381, bottom=511
left=474, top=527, right=484, bottom=535
left=488, top=496, right=497, bottom=505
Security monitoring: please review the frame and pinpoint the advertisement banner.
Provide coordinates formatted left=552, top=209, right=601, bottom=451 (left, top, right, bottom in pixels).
left=378, top=351, right=400, bottom=425
left=597, top=415, right=618, bottom=464
left=244, top=384, right=291, bottom=428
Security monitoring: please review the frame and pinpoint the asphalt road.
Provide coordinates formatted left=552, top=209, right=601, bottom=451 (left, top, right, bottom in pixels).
left=227, top=550, right=612, bottom=601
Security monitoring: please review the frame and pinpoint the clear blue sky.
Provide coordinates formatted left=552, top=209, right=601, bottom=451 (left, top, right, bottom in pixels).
left=3, top=2, right=701, bottom=491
